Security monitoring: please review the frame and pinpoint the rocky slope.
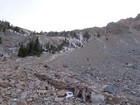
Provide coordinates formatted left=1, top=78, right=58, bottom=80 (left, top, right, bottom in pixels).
left=0, top=14, right=140, bottom=105
left=49, top=14, right=140, bottom=103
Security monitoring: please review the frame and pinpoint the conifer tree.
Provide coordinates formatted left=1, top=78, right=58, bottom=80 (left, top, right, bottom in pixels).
left=18, top=37, right=43, bottom=57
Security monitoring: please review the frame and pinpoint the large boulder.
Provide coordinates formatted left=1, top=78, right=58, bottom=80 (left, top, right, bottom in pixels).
left=57, top=90, right=66, bottom=97
left=91, top=92, right=105, bottom=104
left=16, top=99, right=27, bottom=105
left=0, top=81, right=11, bottom=88
left=102, top=85, right=118, bottom=95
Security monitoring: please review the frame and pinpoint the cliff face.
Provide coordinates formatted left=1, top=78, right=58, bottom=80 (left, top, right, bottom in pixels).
left=0, top=14, right=140, bottom=104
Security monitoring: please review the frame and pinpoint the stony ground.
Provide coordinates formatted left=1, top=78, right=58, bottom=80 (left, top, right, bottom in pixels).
left=1, top=14, right=140, bottom=105
left=45, top=15, right=140, bottom=104
left=0, top=52, right=139, bottom=105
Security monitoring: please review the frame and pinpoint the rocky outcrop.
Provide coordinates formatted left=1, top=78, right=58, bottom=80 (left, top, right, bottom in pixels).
left=34, top=73, right=95, bottom=100
left=106, top=22, right=130, bottom=34
left=34, top=73, right=136, bottom=104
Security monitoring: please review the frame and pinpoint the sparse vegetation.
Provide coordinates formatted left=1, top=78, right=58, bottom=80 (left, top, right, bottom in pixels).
left=70, top=31, right=79, bottom=39
left=59, top=38, right=69, bottom=47
left=13, top=26, right=20, bottom=32
left=46, top=43, right=58, bottom=54
left=97, top=33, right=100, bottom=38
left=106, top=38, right=108, bottom=41
left=45, top=38, right=69, bottom=54
left=18, top=37, right=43, bottom=57
left=0, top=20, right=10, bottom=32
left=83, top=32, right=91, bottom=42
left=83, top=32, right=91, bottom=39
left=47, top=31, right=59, bottom=37
left=0, top=20, right=25, bottom=34
left=18, top=43, right=26, bottom=57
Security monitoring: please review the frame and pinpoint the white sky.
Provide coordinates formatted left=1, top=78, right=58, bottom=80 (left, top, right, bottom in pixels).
left=0, top=0, right=140, bottom=32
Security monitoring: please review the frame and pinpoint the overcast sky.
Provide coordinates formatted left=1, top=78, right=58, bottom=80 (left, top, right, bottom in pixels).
left=0, top=0, right=140, bottom=32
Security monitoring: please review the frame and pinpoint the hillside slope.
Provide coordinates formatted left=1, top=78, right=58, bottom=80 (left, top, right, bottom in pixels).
left=48, top=14, right=140, bottom=102
left=0, top=14, right=140, bottom=104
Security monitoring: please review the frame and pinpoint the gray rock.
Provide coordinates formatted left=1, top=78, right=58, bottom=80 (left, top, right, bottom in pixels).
left=16, top=89, right=22, bottom=93
left=15, top=83, right=23, bottom=89
left=0, top=102, right=7, bottom=105
left=17, top=99, right=27, bottom=105
left=91, top=92, right=105, bottom=104
left=54, top=97, right=64, bottom=102
left=10, top=80, right=16, bottom=84
left=57, top=90, right=66, bottom=97
left=0, top=97, right=4, bottom=103
left=28, top=82, right=34, bottom=89
left=0, top=81, right=11, bottom=88
left=10, top=100, right=17, bottom=105
left=102, top=85, right=118, bottom=95
left=26, top=98, right=33, bottom=104
left=35, top=80, right=41, bottom=86
left=20, top=91, right=29, bottom=99
left=36, top=90, right=47, bottom=94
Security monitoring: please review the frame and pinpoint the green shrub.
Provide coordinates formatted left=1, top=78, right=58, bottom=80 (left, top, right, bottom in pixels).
left=13, top=26, right=20, bottom=32
left=70, top=31, right=79, bottom=39
left=0, top=21, right=10, bottom=32
left=83, top=32, right=91, bottom=40
left=18, top=43, right=26, bottom=57
left=18, top=37, right=43, bottom=57
left=97, top=33, right=100, bottom=38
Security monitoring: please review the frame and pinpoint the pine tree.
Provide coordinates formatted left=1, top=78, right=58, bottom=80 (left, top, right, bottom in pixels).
left=18, top=37, right=43, bottom=57
left=18, top=43, right=26, bottom=57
